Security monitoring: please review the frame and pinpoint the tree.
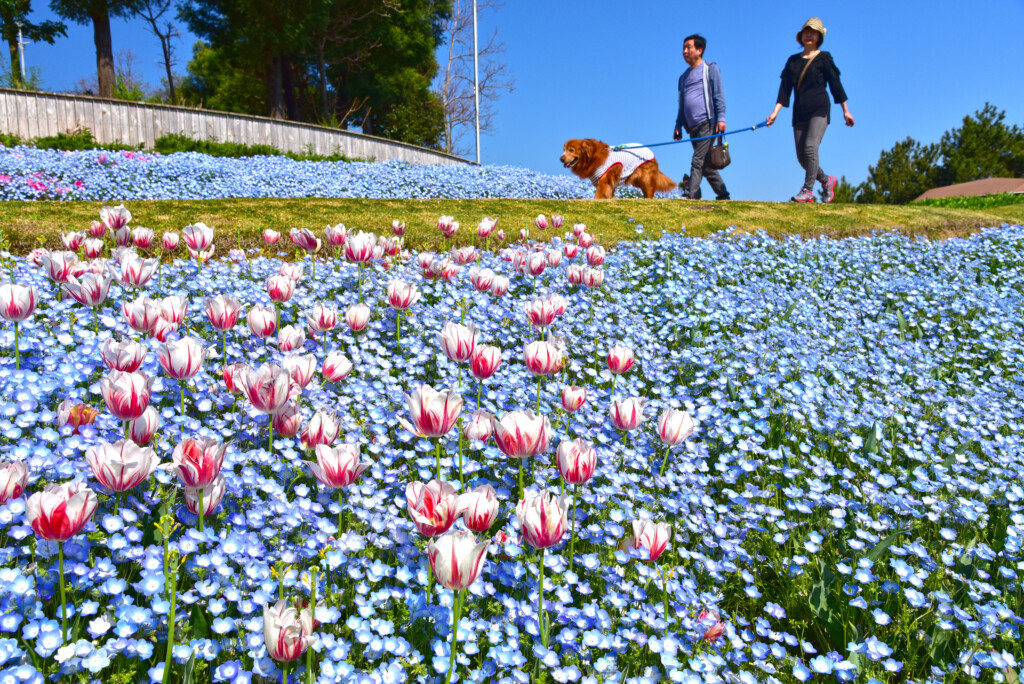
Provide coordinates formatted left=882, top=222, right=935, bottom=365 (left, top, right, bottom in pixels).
left=857, top=137, right=942, bottom=205
left=433, top=0, right=514, bottom=156
left=136, top=0, right=178, bottom=102
left=176, top=40, right=265, bottom=114
left=50, top=0, right=140, bottom=98
left=0, top=0, right=66, bottom=88
left=938, top=103, right=1024, bottom=185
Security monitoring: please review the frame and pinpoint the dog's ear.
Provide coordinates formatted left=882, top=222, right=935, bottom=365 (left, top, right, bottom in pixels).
left=579, top=139, right=594, bottom=160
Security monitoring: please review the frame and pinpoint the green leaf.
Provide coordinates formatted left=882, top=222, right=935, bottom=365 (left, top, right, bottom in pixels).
left=1006, top=667, right=1020, bottom=684
left=190, top=605, right=210, bottom=640
left=779, top=301, right=798, bottom=324
left=182, top=651, right=197, bottom=684
left=862, top=421, right=879, bottom=456
left=865, top=528, right=905, bottom=564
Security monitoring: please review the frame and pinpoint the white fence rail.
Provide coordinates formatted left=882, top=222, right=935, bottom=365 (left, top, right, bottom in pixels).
left=0, top=88, right=469, bottom=165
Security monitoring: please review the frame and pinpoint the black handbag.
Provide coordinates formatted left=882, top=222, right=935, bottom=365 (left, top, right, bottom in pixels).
left=707, top=135, right=731, bottom=170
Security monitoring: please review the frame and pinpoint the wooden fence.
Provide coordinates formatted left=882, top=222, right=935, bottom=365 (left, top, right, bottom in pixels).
left=0, top=88, right=469, bottom=165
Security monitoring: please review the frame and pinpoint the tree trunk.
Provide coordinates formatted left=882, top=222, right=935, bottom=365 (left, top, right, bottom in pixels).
left=7, top=40, right=18, bottom=86
left=267, top=56, right=286, bottom=119
left=90, top=7, right=115, bottom=98
left=160, top=34, right=176, bottom=103
left=317, top=39, right=329, bottom=122
left=281, top=55, right=298, bottom=121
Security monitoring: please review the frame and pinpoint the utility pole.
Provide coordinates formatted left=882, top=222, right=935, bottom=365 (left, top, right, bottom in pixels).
left=15, top=21, right=30, bottom=86
left=472, top=0, right=480, bottom=164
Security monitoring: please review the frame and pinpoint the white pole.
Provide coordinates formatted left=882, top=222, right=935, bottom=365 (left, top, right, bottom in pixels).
left=16, top=22, right=27, bottom=84
left=472, top=0, right=481, bottom=164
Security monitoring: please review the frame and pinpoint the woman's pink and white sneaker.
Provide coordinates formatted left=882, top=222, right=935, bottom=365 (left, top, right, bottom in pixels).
left=790, top=189, right=816, bottom=203
left=822, top=175, right=837, bottom=203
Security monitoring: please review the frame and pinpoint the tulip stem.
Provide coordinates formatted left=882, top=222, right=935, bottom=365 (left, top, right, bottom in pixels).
left=395, top=310, right=401, bottom=344
left=457, top=363, right=462, bottom=390
left=659, top=444, right=671, bottom=477
left=518, top=460, right=523, bottom=501
left=12, top=321, right=18, bottom=370
left=536, top=376, right=542, bottom=414
left=661, top=564, right=670, bottom=626
left=124, top=420, right=129, bottom=440
left=180, top=383, right=187, bottom=417
left=435, top=440, right=442, bottom=481
left=198, top=488, right=204, bottom=533
left=476, top=379, right=482, bottom=410
left=457, top=429, right=464, bottom=486
left=445, top=589, right=463, bottom=684
left=570, top=484, right=578, bottom=568
left=93, top=306, right=99, bottom=334
left=58, top=543, right=67, bottom=643
left=357, top=263, right=363, bottom=303
left=222, top=330, right=228, bottom=361
left=307, top=570, right=317, bottom=684
left=427, top=563, right=434, bottom=606
left=268, top=420, right=274, bottom=454
left=337, top=489, right=344, bottom=534
left=538, top=548, right=547, bottom=647
left=162, top=555, right=178, bottom=684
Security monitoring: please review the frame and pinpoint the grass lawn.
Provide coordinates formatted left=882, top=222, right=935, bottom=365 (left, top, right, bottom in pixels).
left=2, top=197, right=1023, bottom=254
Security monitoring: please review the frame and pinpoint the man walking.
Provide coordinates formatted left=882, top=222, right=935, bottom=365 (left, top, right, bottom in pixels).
left=673, top=34, right=730, bottom=200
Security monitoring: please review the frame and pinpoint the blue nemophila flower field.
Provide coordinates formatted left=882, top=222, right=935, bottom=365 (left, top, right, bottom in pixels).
left=0, top=213, right=1021, bottom=684
left=0, top=147, right=639, bottom=201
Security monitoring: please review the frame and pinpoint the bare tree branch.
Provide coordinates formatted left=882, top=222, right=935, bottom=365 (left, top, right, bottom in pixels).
left=433, top=0, right=515, bottom=156
left=137, top=0, right=180, bottom=102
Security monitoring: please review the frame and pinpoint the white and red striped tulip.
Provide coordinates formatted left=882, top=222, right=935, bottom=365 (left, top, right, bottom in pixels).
left=325, top=224, right=347, bottom=247
left=132, top=227, right=154, bottom=249
left=561, top=385, right=587, bottom=413
left=524, top=340, right=563, bottom=375
left=122, top=294, right=161, bottom=334
left=582, top=267, right=604, bottom=288
left=418, top=252, right=435, bottom=273
left=563, top=243, right=579, bottom=259
left=99, top=335, right=146, bottom=370
left=182, top=222, right=214, bottom=252
left=161, top=232, right=179, bottom=251
left=127, top=406, right=160, bottom=445
left=322, top=352, right=353, bottom=383
left=247, top=305, right=277, bottom=339
left=222, top=362, right=250, bottom=394
left=551, top=214, right=564, bottom=230
left=476, top=217, right=496, bottom=238
left=463, top=409, right=493, bottom=442
left=566, top=264, right=584, bottom=286
left=586, top=244, right=606, bottom=267
left=290, top=227, right=320, bottom=252
left=488, top=275, right=509, bottom=297
left=557, top=439, right=597, bottom=485
left=241, top=363, right=291, bottom=414
left=571, top=223, right=587, bottom=237
left=546, top=249, right=562, bottom=267
left=610, top=396, right=647, bottom=431
left=184, top=474, right=226, bottom=518
left=428, top=530, right=490, bottom=590
left=27, top=481, right=98, bottom=541
left=112, top=254, right=157, bottom=286
left=452, top=246, right=477, bottom=266
left=437, top=260, right=459, bottom=282
left=99, top=371, right=154, bottom=421
left=100, top=204, right=131, bottom=231
left=533, top=214, right=548, bottom=231
left=283, top=352, right=317, bottom=388
left=277, top=324, right=306, bottom=352
left=436, top=215, right=457, bottom=238
left=263, top=599, right=314, bottom=663
left=699, top=610, right=726, bottom=642
left=631, top=520, right=671, bottom=561
left=344, top=303, right=371, bottom=332
left=61, top=231, right=86, bottom=251
left=470, top=344, right=502, bottom=380
left=83, top=238, right=104, bottom=258
left=306, top=303, right=338, bottom=333
left=407, top=479, right=465, bottom=537
left=438, top=321, right=479, bottom=363
left=387, top=280, right=421, bottom=310
left=300, top=410, right=340, bottom=450
left=204, top=295, right=243, bottom=331
left=40, top=251, right=79, bottom=284
left=399, top=385, right=463, bottom=438
left=492, top=410, right=551, bottom=459
left=157, top=336, right=205, bottom=380
left=344, top=231, right=375, bottom=263
left=151, top=317, right=178, bottom=343
left=392, top=219, right=405, bottom=237
left=525, top=297, right=558, bottom=328
left=658, top=408, right=695, bottom=446
left=263, top=229, right=280, bottom=246
left=87, top=221, right=106, bottom=239
left=0, top=283, right=37, bottom=322
left=159, top=295, right=188, bottom=326
left=579, top=232, right=595, bottom=249
left=607, top=346, right=635, bottom=375
left=468, top=267, right=494, bottom=292
left=307, top=443, right=369, bottom=488
left=516, top=490, right=569, bottom=549
left=272, top=401, right=302, bottom=438
left=460, top=484, right=499, bottom=532
left=86, top=439, right=160, bottom=492
left=0, top=462, right=28, bottom=503
left=166, top=437, right=228, bottom=488
left=63, top=273, right=112, bottom=307
left=266, top=274, right=296, bottom=304
left=524, top=252, right=547, bottom=277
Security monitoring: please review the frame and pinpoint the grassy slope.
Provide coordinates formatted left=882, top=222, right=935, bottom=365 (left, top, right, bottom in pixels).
left=2, top=198, right=1023, bottom=253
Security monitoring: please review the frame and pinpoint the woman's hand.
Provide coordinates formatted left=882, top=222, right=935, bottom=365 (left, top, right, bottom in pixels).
left=766, top=112, right=777, bottom=127
left=843, top=111, right=855, bottom=127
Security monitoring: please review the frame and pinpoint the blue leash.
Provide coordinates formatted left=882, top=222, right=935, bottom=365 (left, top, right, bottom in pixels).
left=613, top=119, right=770, bottom=150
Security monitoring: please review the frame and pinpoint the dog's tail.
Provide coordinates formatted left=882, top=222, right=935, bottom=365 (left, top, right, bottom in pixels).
left=654, top=170, right=677, bottom=193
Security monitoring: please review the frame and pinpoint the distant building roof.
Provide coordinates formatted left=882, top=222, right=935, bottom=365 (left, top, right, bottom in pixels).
left=916, top=177, right=1024, bottom=201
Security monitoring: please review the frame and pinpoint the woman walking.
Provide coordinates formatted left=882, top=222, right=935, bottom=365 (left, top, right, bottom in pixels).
left=766, top=17, right=854, bottom=203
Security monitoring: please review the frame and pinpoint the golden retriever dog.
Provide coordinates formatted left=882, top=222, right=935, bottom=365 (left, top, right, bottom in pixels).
left=560, top=138, right=677, bottom=199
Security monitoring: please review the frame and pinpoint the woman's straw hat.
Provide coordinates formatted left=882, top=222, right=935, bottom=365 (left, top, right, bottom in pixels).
left=797, top=17, right=826, bottom=46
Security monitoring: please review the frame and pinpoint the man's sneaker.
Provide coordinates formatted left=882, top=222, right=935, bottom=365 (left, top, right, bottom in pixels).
left=822, top=175, right=837, bottom=203
left=790, top=189, right=816, bottom=203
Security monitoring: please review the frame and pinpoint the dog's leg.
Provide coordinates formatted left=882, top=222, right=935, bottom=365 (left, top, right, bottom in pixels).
left=595, top=167, right=621, bottom=199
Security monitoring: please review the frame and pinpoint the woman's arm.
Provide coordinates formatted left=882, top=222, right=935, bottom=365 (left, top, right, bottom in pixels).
left=767, top=61, right=792, bottom=126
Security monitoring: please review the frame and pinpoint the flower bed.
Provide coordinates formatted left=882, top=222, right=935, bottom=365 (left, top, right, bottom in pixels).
left=0, top=148, right=620, bottom=201
left=0, top=210, right=1022, bottom=683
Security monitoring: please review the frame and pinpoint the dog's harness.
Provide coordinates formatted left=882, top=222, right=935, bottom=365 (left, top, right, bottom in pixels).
left=587, top=145, right=655, bottom=186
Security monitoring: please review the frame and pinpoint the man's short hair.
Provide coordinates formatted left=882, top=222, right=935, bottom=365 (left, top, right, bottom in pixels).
left=684, top=34, right=706, bottom=55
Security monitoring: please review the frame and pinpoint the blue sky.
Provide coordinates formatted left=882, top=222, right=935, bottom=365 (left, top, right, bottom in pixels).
left=19, top=0, right=1024, bottom=202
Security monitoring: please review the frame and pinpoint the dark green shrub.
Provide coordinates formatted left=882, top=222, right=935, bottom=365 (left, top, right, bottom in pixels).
left=911, top=192, right=1024, bottom=210
left=0, top=132, right=22, bottom=147
left=33, top=129, right=137, bottom=152
left=153, top=133, right=354, bottom=162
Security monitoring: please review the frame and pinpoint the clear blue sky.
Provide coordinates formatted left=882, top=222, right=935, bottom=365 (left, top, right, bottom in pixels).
left=20, top=0, right=1024, bottom=202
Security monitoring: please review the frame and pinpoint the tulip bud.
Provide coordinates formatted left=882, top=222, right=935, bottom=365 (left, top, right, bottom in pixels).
left=658, top=408, right=695, bottom=446
left=516, top=490, right=569, bottom=549
left=27, top=482, right=98, bottom=541
left=610, top=396, right=647, bottom=431
left=322, top=352, right=353, bottom=383
left=248, top=305, right=278, bottom=339
left=428, top=530, right=490, bottom=590
left=561, top=385, right=587, bottom=413
left=460, top=484, right=499, bottom=532
left=407, top=479, right=465, bottom=537
left=630, top=519, right=671, bottom=561
left=344, top=303, right=371, bottom=332
left=607, top=346, right=635, bottom=375
left=0, top=461, right=28, bottom=503
left=128, top=406, right=160, bottom=446
left=307, top=443, right=369, bottom=488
